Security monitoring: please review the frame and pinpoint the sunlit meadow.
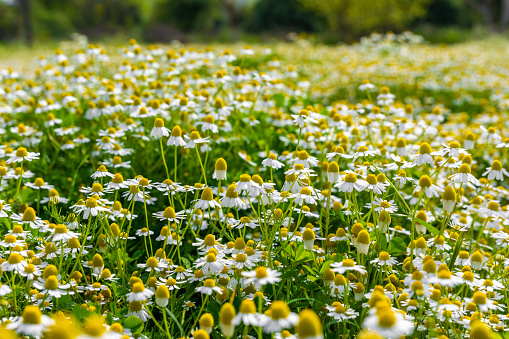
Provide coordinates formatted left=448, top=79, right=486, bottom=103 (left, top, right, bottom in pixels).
left=0, top=32, right=508, bottom=339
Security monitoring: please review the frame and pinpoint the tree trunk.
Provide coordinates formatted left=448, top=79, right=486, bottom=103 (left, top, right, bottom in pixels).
left=502, top=0, right=509, bottom=30
left=464, top=0, right=497, bottom=31
left=18, top=0, right=33, bottom=46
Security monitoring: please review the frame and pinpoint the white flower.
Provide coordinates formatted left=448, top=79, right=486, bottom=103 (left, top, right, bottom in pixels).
left=127, top=283, right=155, bottom=301
left=363, top=306, right=413, bottom=338
left=331, top=259, right=367, bottom=275
left=8, top=306, right=55, bottom=337
left=195, top=279, right=223, bottom=295
left=6, top=147, right=40, bottom=164
left=242, top=267, right=281, bottom=289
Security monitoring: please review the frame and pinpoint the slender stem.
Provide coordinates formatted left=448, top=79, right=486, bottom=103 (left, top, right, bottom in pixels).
left=195, top=147, right=207, bottom=186
left=160, top=138, right=170, bottom=179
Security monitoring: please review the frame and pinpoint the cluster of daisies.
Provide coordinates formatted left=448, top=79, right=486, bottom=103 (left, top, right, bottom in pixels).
left=0, top=33, right=506, bottom=339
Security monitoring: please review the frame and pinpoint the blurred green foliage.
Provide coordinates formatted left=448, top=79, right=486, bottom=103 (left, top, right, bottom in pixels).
left=0, top=0, right=492, bottom=44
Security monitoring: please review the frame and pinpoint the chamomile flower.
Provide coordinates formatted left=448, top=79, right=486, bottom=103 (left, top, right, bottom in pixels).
left=336, top=173, right=367, bottom=193
left=194, top=187, right=221, bottom=210
left=232, top=299, right=261, bottom=326
left=331, top=258, right=367, bottom=275
left=242, top=266, right=281, bottom=289
left=127, top=282, right=154, bottom=302
left=7, top=147, right=40, bottom=164
left=153, top=206, right=186, bottom=223
left=483, top=160, right=509, bottom=181
left=150, top=118, right=170, bottom=138
left=7, top=305, right=54, bottom=337
left=260, top=301, right=299, bottom=333
left=195, top=279, right=223, bottom=295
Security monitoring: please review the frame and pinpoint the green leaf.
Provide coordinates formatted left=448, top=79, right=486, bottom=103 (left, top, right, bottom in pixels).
left=165, top=308, right=184, bottom=338
left=123, top=316, right=144, bottom=331
left=106, top=312, right=114, bottom=326
left=295, top=245, right=305, bottom=260
left=181, top=257, right=191, bottom=268
left=71, top=304, right=91, bottom=321
left=319, top=260, right=333, bottom=275
left=273, top=93, right=285, bottom=107
left=307, top=275, right=317, bottom=282
left=390, top=237, right=407, bottom=255
left=207, top=301, right=221, bottom=324
left=301, top=264, right=315, bottom=275
left=416, top=218, right=439, bottom=236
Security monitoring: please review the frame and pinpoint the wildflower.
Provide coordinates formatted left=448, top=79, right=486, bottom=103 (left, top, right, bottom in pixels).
left=371, top=251, right=397, bottom=266
left=242, top=266, right=281, bottom=289
left=219, top=302, right=236, bottom=338
left=262, top=153, right=284, bottom=170
left=167, top=125, right=186, bottom=146
left=331, top=258, right=367, bottom=275
left=221, top=184, right=245, bottom=208
left=155, top=285, right=170, bottom=307
left=413, top=143, right=433, bottom=166
left=442, top=186, right=456, bottom=213
left=418, top=175, right=443, bottom=198
left=433, top=141, right=468, bottom=158
left=195, top=279, right=223, bottom=295
left=1, top=253, right=27, bottom=272
left=6, top=147, right=40, bottom=164
left=213, top=158, right=227, bottom=180
left=363, top=303, right=413, bottom=338
left=356, top=230, right=370, bottom=254
left=232, top=299, right=260, bottom=326
left=185, top=131, right=210, bottom=149
left=292, top=109, right=317, bottom=128
left=127, top=282, right=154, bottom=301
left=128, top=301, right=151, bottom=322
left=296, top=309, right=323, bottom=339
left=150, top=118, right=170, bottom=138
left=199, top=313, right=214, bottom=334
left=336, top=173, right=367, bottom=193
left=326, top=302, right=358, bottom=321
left=7, top=305, right=54, bottom=337
left=450, top=163, right=479, bottom=185
left=153, top=206, right=186, bottom=223
left=483, top=160, right=509, bottom=181
left=194, top=187, right=221, bottom=209
left=261, top=301, right=299, bottom=333
left=32, top=275, right=70, bottom=298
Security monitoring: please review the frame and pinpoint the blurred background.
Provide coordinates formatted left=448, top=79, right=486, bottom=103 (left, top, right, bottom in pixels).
left=0, top=0, right=508, bottom=45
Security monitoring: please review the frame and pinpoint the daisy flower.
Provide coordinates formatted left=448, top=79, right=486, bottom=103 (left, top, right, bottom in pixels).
left=450, top=163, right=479, bottom=185
left=335, top=173, right=367, bottom=193
left=153, top=206, right=186, bottom=223
left=6, top=147, right=40, bottom=164
left=262, top=153, right=285, bottom=170
left=291, top=109, right=317, bottom=128
left=127, top=282, right=154, bottom=302
left=242, top=266, right=281, bottom=289
left=412, top=143, right=434, bottom=166
left=483, top=160, right=509, bottom=181
left=370, top=251, right=398, bottom=266
left=32, top=275, right=71, bottom=298
left=326, top=302, right=359, bottom=321
left=150, top=118, right=170, bottom=138
left=194, top=187, right=221, bottom=210
left=363, top=304, right=413, bottom=338
left=195, top=279, right=223, bottom=295
left=331, top=258, right=367, bottom=275
left=260, top=301, right=299, bottom=333
left=7, top=305, right=54, bottom=337
left=232, top=299, right=261, bottom=326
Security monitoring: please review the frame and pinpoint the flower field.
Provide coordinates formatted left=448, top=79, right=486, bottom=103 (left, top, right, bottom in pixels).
left=0, top=32, right=508, bottom=338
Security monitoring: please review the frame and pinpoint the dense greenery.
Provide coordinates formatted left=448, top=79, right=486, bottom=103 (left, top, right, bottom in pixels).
left=0, top=0, right=500, bottom=44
